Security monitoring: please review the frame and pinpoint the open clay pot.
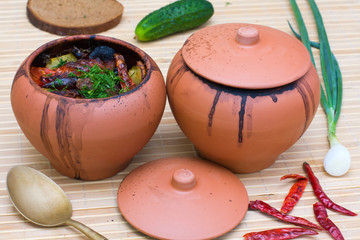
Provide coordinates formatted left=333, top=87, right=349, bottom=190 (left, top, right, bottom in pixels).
left=166, top=23, right=321, bottom=173
left=117, top=157, right=248, bottom=240
left=11, top=35, right=166, bottom=180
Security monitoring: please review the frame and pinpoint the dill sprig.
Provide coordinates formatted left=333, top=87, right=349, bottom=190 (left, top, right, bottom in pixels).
left=52, top=58, right=68, bottom=69
left=77, top=65, right=125, bottom=99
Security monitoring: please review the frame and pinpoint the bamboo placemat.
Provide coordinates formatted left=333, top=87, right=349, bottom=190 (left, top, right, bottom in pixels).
left=1, top=0, right=359, bottom=239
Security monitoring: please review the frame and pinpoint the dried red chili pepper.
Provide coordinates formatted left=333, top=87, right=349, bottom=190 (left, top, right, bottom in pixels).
left=280, top=174, right=308, bottom=214
left=303, top=162, right=357, bottom=216
left=243, top=227, right=318, bottom=240
left=313, top=202, right=344, bottom=240
left=249, top=200, right=323, bottom=230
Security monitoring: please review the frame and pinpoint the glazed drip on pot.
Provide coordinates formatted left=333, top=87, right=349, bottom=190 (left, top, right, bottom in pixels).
left=30, top=45, right=146, bottom=99
left=168, top=52, right=318, bottom=146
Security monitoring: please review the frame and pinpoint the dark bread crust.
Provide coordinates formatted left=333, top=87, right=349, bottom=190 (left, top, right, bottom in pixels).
left=26, top=0, right=124, bottom=36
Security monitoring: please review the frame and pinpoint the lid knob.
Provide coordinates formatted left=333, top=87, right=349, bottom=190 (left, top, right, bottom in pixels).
left=172, top=169, right=196, bottom=191
left=236, top=26, right=259, bottom=45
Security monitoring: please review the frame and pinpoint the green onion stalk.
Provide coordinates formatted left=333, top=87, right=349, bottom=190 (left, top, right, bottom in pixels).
left=289, top=0, right=350, bottom=176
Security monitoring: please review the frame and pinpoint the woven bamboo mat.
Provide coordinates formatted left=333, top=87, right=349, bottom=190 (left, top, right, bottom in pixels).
left=0, top=0, right=359, bottom=239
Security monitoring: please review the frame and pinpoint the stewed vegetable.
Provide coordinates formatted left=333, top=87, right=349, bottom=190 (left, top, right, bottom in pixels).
left=30, top=45, right=145, bottom=99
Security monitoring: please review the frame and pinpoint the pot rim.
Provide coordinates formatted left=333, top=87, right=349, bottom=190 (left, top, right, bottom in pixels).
left=21, top=34, right=152, bottom=102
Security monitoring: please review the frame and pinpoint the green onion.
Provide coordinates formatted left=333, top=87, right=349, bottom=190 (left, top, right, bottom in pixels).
left=289, top=0, right=350, bottom=176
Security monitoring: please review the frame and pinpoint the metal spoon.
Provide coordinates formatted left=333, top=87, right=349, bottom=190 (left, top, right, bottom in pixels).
left=6, top=165, right=108, bottom=240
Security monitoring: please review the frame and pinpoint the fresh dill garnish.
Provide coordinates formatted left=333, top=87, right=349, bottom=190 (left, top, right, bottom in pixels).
left=68, top=72, right=77, bottom=78
left=47, top=78, right=66, bottom=91
left=54, top=78, right=64, bottom=88
left=52, top=58, right=68, bottom=69
left=119, top=87, right=129, bottom=93
left=77, top=65, right=125, bottom=99
left=44, top=73, right=53, bottom=77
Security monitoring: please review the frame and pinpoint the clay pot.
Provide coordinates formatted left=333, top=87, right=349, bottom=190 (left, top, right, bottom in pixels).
left=166, top=23, right=321, bottom=173
left=117, top=157, right=248, bottom=239
left=11, top=35, right=166, bottom=180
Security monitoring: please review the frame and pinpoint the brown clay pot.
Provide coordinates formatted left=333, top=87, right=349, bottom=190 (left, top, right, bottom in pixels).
left=11, top=35, right=166, bottom=180
left=166, top=23, right=321, bottom=173
left=117, top=157, right=248, bottom=240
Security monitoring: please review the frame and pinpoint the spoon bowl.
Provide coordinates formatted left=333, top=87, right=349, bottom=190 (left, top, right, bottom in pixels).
left=6, top=165, right=107, bottom=239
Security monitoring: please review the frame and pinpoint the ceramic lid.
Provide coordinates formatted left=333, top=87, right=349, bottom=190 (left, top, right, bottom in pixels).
left=117, top=157, right=248, bottom=240
left=182, top=23, right=311, bottom=89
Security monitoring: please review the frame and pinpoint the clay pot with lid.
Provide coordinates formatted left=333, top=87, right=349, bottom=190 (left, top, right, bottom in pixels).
left=11, top=35, right=166, bottom=180
left=166, top=23, right=321, bottom=173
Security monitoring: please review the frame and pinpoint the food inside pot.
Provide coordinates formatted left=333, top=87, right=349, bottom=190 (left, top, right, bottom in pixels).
left=30, top=45, right=146, bottom=98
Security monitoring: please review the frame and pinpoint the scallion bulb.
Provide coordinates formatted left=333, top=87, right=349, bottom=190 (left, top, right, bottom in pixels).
left=323, top=143, right=351, bottom=177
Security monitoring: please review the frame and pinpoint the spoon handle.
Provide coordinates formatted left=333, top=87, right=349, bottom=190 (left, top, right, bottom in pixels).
left=65, top=219, right=108, bottom=240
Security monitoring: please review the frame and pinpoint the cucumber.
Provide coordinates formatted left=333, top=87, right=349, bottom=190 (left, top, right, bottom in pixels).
left=135, top=0, right=214, bottom=41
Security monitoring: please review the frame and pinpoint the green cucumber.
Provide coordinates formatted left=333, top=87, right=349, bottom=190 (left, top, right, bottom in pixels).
left=135, top=0, right=214, bottom=41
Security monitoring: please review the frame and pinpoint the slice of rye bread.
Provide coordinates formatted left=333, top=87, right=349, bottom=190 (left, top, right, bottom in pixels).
left=26, top=0, right=124, bottom=35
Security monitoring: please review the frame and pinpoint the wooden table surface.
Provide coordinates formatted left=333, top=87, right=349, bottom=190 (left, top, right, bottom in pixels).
left=0, top=0, right=359, bottom=239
